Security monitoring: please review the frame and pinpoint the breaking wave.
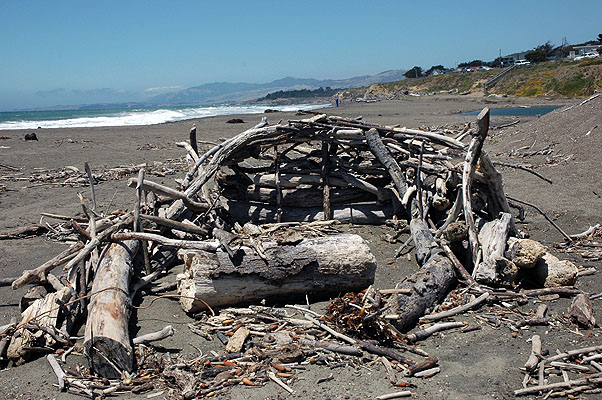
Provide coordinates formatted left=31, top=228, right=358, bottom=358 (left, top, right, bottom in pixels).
left=0, top=103, right=329, bottom=130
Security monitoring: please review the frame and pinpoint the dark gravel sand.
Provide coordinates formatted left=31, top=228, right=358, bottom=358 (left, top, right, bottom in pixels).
left=0, top=94, right=599, bottom=399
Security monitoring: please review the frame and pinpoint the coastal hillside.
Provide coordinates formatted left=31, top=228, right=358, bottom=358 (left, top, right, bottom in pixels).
left=338, top=58, right=602, bottom=100
left=150, top=70, right=407, bottom=105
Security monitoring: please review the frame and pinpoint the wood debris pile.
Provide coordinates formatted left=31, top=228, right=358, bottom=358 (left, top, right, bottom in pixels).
left=0, top=160, right=183, bottom=188
left=0, top=109, right=599, bottom=398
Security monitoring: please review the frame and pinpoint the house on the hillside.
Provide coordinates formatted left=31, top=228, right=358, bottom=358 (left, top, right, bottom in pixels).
left=573, top=44, right=601, bottom=56
left=501, top=52, right=527, bottom=65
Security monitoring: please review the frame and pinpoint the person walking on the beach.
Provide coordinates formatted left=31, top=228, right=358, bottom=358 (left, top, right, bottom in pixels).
left=335, top=95, right=339, bottom=107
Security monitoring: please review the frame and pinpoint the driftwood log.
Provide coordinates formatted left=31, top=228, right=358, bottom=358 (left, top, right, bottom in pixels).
left=474, top=212, right=515, bottom=285
left=84, top=240, right=139, bottom=378
left=387, top=218, right=457, bottom=331
left=226, top=201, right=393, bottom=225
left=177, top=234, right=376, bottom=312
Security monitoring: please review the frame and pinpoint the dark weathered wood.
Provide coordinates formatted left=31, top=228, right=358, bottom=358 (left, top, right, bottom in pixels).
left=189, top=124, right=198, bottom=156
left=177, top=234, right=376, bottom=311
left=84, top=240, right=139, bottom=378
left=365, top=128, right=409, bottom=207
left=0, top=224, right=48, bottom=240
left=479, top=153, right=515, bottom=232
left=387, top=218, right=457, bottom=331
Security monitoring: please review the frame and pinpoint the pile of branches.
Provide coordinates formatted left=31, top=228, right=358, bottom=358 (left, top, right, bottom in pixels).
left=0, top=160, right=182, bottom=189
left=0, top=109, right=597, bottom=398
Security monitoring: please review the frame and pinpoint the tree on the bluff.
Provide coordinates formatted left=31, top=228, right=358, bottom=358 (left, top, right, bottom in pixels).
left=404, top=66, right=423, bottom=78
left=525, top=41, right=554, bottom=63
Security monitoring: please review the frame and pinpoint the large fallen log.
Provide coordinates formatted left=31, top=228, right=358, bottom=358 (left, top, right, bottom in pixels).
left=84, top=240, right=139, bottom=378
left=387, top=218, right=457, bottom=331
left=177, top=234, right=376, bottom=312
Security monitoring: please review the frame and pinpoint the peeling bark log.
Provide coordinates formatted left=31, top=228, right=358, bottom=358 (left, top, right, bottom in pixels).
left=8, top=287, right=72, bottom=361
left=84, top=240, right=139, bottom=378
left=177, top=234, right=376, bottom=311
left=474, top=213, right=515, bottom=285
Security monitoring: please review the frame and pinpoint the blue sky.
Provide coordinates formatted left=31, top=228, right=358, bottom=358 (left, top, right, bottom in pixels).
left=0, top=0, right=600, bottom=109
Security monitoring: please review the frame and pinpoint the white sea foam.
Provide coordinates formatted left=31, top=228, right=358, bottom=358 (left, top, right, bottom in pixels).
left=0, top=103, right=329, bottom=130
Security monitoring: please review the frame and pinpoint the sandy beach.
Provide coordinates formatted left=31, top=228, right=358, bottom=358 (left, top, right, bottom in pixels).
left=1, top=94, right=600, bottom=399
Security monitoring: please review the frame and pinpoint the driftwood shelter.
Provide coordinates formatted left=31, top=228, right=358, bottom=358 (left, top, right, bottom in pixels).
left=1, top=108, right=597, bottom=398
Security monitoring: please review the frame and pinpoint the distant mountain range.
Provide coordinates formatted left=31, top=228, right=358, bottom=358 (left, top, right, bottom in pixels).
left=149, top=70, right=407, bottom=105
left=16, top=70, right=407, bottom=111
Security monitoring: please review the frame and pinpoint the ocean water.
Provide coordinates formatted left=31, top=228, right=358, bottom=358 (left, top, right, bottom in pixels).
left=0, top=103, right=330, bottom=130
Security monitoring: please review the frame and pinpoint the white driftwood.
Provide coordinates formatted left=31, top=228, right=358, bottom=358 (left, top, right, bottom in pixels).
left=84, top=240, right=139, bottom=378
left=422, top=292, right=489, bottom=322
left=133, top=325, right=175, bottom=345
left=7, top=287, right=72, bottom=361
left=406, top=321, right=465, bottom=342
left=463, top=108, right=489, bottom=271
left=127, top=178, right=209, bottom=212
left=474, top=213, right=515, bottom=285
left=111, top=231, right=219, bottom=251
left=177, top=234, right=376, bottom=311
left=525, top=335, right=542, bottom=371
left=47, top=354, right=67, bottom=391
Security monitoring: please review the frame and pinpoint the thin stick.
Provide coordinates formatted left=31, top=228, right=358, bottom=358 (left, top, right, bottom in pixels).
left=514, top=374, right=602, bottom=396
left=110, top=231, right=219, bottom=251
left=421, top=292, right=489, bottom=321
left=440, top=240, right=479, bottom=286
left=376, top=390, right=413, bottom=399
left=132, top=325, right=175, bottom=345
left=506, top=195, right=572, bottom=241
left=303, top=315, right=356, bottom=345
left=134, top=169, right=151, bottom=274
left=416, top=140, right=425, bottom=220
left=321, top=141, right=331, bottom=221
left=47, top=354, right=67, bottom=391
left=84, top=162, right=97, bottom=212
left=406, top=321, right=465, bottom=342
left=12, top=241, right=84, bottom=289
left=493, top=161, right=553, bottom=184
left=274, top=146, right=282, bottom=223
left=544, top=345, right=602, bottom=364
left=268, top=371, right=295, bottom=394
